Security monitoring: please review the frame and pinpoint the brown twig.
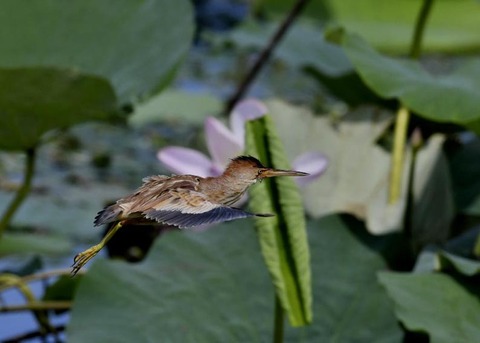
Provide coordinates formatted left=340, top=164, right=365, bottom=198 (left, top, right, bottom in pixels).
left=224, top=0, right=312, bottom=115
left=0, top=301, right=72, bottom=313
left=0, top=268, right=82, bottom=292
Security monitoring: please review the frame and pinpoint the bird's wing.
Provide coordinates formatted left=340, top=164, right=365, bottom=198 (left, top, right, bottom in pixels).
left=93, top=175, right=172, bottom=226
left=142, top=188, right=259, bottom=228
left=118, top=175, right=198, bottom=214
left=144, top=206, right=257, bottom=228
left=113, top=175, right=261, bottom=228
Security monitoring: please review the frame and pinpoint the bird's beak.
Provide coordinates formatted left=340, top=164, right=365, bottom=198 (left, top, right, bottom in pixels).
left=258, top=168, right=309, bottom=178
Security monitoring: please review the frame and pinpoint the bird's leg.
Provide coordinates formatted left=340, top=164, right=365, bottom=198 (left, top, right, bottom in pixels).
left=71, top=221, right=124, bottom=276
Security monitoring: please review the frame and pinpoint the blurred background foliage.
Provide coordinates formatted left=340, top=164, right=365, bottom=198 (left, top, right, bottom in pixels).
left=1, top=0, right=480, bottom=342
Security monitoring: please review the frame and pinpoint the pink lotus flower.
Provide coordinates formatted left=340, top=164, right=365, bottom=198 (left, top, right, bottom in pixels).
left=158, top=99, right=327, bottom=197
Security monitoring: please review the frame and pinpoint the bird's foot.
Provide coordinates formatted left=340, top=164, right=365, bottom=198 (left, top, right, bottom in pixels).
left=71, top=244, right=101, bottom=276
left=70, top=221, right=124, bottom=276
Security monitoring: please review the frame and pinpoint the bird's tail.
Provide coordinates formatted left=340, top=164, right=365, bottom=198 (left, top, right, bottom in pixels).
left=94, top=204, right=122, bottom=226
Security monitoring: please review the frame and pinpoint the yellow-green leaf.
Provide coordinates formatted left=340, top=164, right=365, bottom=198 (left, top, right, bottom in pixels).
left=245, top=115, right=312, bottom=326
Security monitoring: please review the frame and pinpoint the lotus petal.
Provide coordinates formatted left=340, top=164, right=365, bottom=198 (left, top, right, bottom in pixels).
left=292, top=151, right=328, bottom=186
left=157, top=146, right=214, bottom=177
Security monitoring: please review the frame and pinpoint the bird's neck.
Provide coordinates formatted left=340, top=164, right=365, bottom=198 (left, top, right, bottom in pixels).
left=199, top=175, right=254, bottom=206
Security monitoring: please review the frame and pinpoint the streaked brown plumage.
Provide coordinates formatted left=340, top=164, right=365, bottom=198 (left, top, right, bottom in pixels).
left=71, top=156, right=308, bottom=275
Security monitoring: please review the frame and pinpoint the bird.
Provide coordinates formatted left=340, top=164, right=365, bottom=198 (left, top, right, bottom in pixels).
left=71, top=155, right=308, bottom=275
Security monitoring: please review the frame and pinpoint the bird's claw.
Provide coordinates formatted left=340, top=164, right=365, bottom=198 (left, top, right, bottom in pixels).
left=71, top=245, right=100, bottom=276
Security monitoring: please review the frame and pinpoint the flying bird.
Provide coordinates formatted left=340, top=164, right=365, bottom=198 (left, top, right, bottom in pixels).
left=71, top=155, right=308, bottom=275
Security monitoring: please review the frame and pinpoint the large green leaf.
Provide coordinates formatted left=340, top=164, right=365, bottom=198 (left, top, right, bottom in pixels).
left=43, top=275, right=82, bottom=303
left=223, top=21, right=352, bottom=77
left=0, top=0, right=194, bottom=103
left=254, top=0, right=480, bottom=53
left=301, top=215, right=401, bottom=342
left=0, top=233, right=71, bottom=256
left=68, top=216, right=401, bottom=342
left=304, top=66, right=389, bottom=107
left=245, top=116, right=311, bottom=326
left=0, top=68, right=120, bottom=150
left=222, top=20, right=372, bottom=105
left=327, top=0, right=480, bottom=53
left=342, top=33, right=480, bottom=132
left=414, top=247, right=480, bottom=277
left=0, top=0, right=194, bottom=150
left=437, top=251, right=480, bottom=277
left=130, top=89, right=222, bottom=127
left=379, top=272, right=480, bottom=342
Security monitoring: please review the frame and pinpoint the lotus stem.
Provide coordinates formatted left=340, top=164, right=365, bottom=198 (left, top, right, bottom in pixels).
left=0, top=147, right=37, bottom=238
left=389, top=0, right=435, bottom=203
left=273, top=295, right=284, bottom=343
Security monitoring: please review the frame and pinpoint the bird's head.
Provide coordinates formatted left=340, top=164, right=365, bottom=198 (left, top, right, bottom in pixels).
left=224, top=156, right=309, bottom=184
